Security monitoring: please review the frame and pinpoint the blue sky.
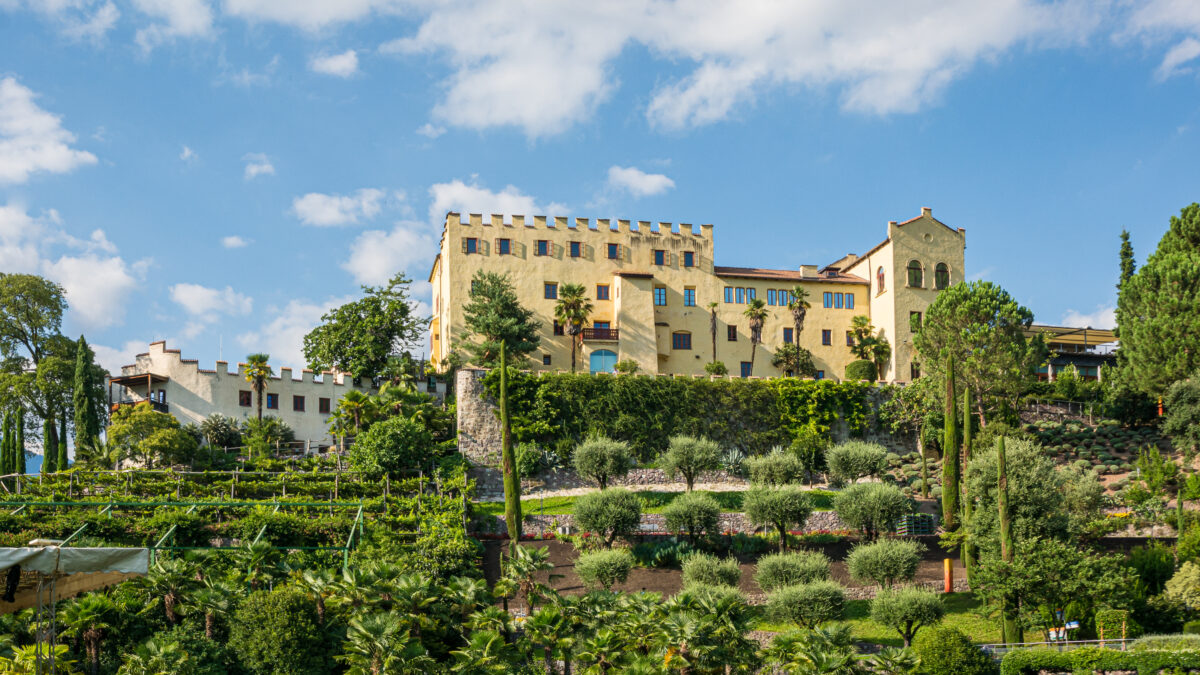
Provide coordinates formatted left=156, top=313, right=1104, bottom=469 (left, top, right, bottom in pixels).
left=2, top=0, right=1199, bottom=374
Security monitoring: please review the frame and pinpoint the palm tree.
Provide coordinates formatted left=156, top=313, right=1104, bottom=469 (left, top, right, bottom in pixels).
left=848, top=315, right=875, bottom=360
left=575, top=629, right=625, bottom=673
left=449, top=629, right=513, bottom=674
left=143, top=558, right=197, bottom=625
left=743, top=298, right=768, bottom=377
left=787, top=286, right=811, bottom=346
left=299, top=569, right=337, bottom=626
left=525, top=605, right=574, bottom=675
left=244, top=353, right=273, bottom=423
left=707, top=302, right=719, bottom=364
left=60, top=594, right=115, bottom=675
left=553, top=283, right=594, bottom=373
left=504, top=545, right=560, bottom=612
left=336, top=390, right=374, bottom=437
left=870, top=338, right=892, bottom=380
left=233, top=540, right=280, bottom=590
left=190, top=581, right=235, bottom=639
left=117, top=638, right=191, bottom=675
left=338, top=613, right=433, bottom=675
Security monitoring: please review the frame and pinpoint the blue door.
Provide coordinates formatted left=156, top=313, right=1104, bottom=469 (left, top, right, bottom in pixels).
left=589, top=349, right=617, bottom=374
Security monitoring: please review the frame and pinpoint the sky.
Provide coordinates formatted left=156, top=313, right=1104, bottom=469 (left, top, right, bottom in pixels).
left=2, top=0, right=1200, bottom=375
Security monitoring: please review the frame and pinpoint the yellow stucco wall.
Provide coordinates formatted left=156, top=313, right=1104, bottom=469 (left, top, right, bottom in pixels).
left=431, top=209, right=965, bottom=382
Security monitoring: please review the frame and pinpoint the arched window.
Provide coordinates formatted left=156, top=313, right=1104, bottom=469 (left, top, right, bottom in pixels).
left=935, top=263, right=950, bottom=290
left=877, top=266, right=886, bottom=293
left=671, top=331, right=692, bottom=350
left=907, top=260, right=924, bottom=288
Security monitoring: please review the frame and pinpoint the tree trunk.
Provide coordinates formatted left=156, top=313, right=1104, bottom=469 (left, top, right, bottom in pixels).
left=570, top=335, right=577, bottom=373
left=942, top=355, right=958, bottom=531
left=500, top=343, right=522, bottom=545
left=748, top=341, right=757, bottom=377
left=777, top=524, right=786, bottom=553
left=205, top=612, right=215, bottom=639
left=256, top=385, right=263, bottom=422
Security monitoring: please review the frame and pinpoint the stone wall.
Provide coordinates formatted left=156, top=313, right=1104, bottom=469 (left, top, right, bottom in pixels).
left=457, top=368, right=502, bottom=465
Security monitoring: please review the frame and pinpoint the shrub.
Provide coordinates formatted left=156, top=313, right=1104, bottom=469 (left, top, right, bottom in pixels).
left=1165, top=561, right=1200, bottom=608
left=790, top=428, right=829, bottom=485
left=1179, top=523, right=1200, bottom=563
left=754, top=551, right=830, bottom=592
left=573, top=488, right=642, bottom=547
left=766, top=581, right=845, bottom=628
left=199, top=414, right=242, bottom=449
left=745, top=449, right=804, bottom=486
left=833, top=482, right=910, bottom=540
left=1185, top=623, right=1200, bottom=636
left=845, top=359, right=877, bottom=382
left=681, top=553, right=741, bottom=588
left=661, top=491, right=720, bottom=545
left=573, top=437, right=635, bottom=489
left=704, top=361, right=728, bottom=376
left=870, top=588, right=944, bottom=646
left=574, top=549, right=634, bottom=590
left=1001, top=647, right=1200, bottom=675
left=847, top=538, right=924, bottom=588
left=631, top=539, right=693, bottom=568
left=516, top=442, right=546, bottom=477
left=348, top=417, right=434, bottom=479
left=743, top=486, right=814, bottom=552
left=613, top=359, right=640, bottom=374
left=913, top=626, right=995, bottom=675
left=660, top=435, right=722, bottom=491
left=229, top=587, right=327, bottom=675
left=826, top=441, right=887, bottom=483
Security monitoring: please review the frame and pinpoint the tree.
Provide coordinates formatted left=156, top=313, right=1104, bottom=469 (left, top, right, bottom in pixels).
left=575, top=549, right=634, bottom=591
left=771, top=343, right=816, bottom=377
left=1119, top=229, right=1136, bottom=290
left=744, top=486, right=813, bottom=552
left=754, top=551, right=831, bottom=592
left=871, top=589, right=944, bottom=647
left=334, top=389, right=375, bottom=438
left=461, top=271, right=540, bottom=368
left=877, top=377, right=940, bottom=498
left=708, top=302, right=719, bottom=364
left=572, top=436, right=634, bottom=489
left=503, top=545, right=559, bottom=612
left=787, top=285, right=811, bottom=349
left=943, top=354, right=959, bottom=531
left=1165, top=561, right=1200, bottom=609
left=745, top=449, right=805, bottom=486
left=57, top=413, right=68, bottom=470
left=499, top=343, right=520, bottom=544
left=244, top=353, right=272, bottom=423
left=107, top=402, right=196, bottom=468
left=743, top=298, right=767, bottom=376
left=303, top=273, right=423, bottom=382
left=229, top=587, right=327, bottom=675
left=962, top=383, right=977, bottom=578
left=849, top=315, right=892, bottom=379
left=914, top=281, right=1045, bottom=423
left=912, top=626, right=993, bottom=675
left=574, top=488, right=641, bottom=547
left=662, top=491, right=720, bottom=544
left=1164, top=376, right=1200, bottom=455
left=72, top=336, right=101, bottom=456
left=846, top=538, right=923, bottom=588
left=790, top=428, right=829, bottom=486
left=766, top=581, right=845, bottom=629
left=997, top=435, right=1018, bottom=644
left=681, top=553, right=741, bottom=588
left=60, top=594, right=116, bottom=675
left=826, top=441, right=887, bottom=484
left=349, top=417, right=434, bottom=478
left=833, top=483, right=910, bottom=540
left=338, top=612, right=432, bottom=675
left=42, top=416, right=58, bottom=473
left=199, top=414, right=242, bottom=449
left=553, top=283, right=593, bottom=373
left=660, top=435, right=721, bottom=491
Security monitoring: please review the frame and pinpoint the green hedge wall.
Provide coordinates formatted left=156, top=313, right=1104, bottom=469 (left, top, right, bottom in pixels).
left=1000, top=647, right=1200, bottom=675
left=484, top=370, right=871, bottom=459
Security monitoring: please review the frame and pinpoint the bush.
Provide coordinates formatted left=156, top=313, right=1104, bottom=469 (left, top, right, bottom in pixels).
left=826, top=441, right=887, bottom=483
left=1000, top=647, right=1200, bottom=675
left=661, top=491, right=720, bottom=545
left=833, top=482, right=910, bottom=540
left=153, top=624, right=240, bottom=675
left=766, top=581, right=845, bottom=628
left=348, top=417, right=434, bottom=479
left=573, top=437, right=635, bottom=489
left=870, top=588, right=944, bottom=646
left=573, top=488, right=642, bottom=547
left=914, top=626, right=995, bottom=675
left=1129, top=633, right=1200, bottom=650
left=574, top=549, right=634, bottom=590
left=516, top=442, right=547, bottom=477
left=743, top=486, right=814, bottom=552
left=1179, top=523, right=1200, bottom=563
left=681, top=553, right=741, bottom=588
left=790, top=428, right=829, bottom=485
left=704, top=361, right=728, bottom=376
left=613, top=359, right=640, bottom=374
left=847, top=538, right=924, bottom=588
left=631, top=539, right=693, bottom=568
left=199, top=414, right=242, bottom=449
left=845, top=359, right=877, bottom=382
left=660, top=435, right=722, bottom=491
left=745, top=449, right=804, bottom=486
left=754, top=551, right=830, bottom=592
left=229, top=587, right=327, bottom=675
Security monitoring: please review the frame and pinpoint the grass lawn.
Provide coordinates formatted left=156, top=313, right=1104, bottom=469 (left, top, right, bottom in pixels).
left=474, top=489, right=836, bottom=518
left=755, top=593, right=1000, bottom=646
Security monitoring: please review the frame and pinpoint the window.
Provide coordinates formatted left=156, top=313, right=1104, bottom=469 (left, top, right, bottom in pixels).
left=596, top=284, right=610, bottom=300
left=910, top=311, right=922, bottom=333
left=672, top=332, right=692, bottom=350
left=266, top=393, right=279, bottom=410
left=594, top=321, right=610, bottom=329
left=683, top=287, right=696, bottom=306
left=823, top=292, right=833, bottom=308
left=846, top=293, right=855, bottom=310
left=911, top=362, right=921, bottom=380
left=293, top=395, right=305, bottom=412
left=497, top=238, right=511, bottom=255
left=654, top=249, right=666, bottom=266
left=607, top=243, right=619, bottom=259
left=543, top=354, right=552, bottom=366
left=846, top=331, right=854, bottom=346
left=536, top=240, right=549, bottom=256
left=748, top=288, right=757, bottom=301
left=816, top=370, right=825, bottom=380
left=553, top=320, right=564, bottom=336
left=654, top=286, right=667, bottom=306
left=821, top=330, right=832, bottom=346
left=935, top=263, right=950, bottom=290
left=318, top=397, right=330, bottom=414
left=682, top=251, right=695, bottom=267
left=834, top=293, right=843, bottom=309
left=783, top=327, right=793, bottom=344
left=724, top=287, right=734, bottom=303
left=736, top=288, right=746, bottom=304
left=463, top=237, right=478, bottom=254
left=570, top=241, right=582, bottom=258
left=877, top=266, right=886, bottom=293
left=740, top=362, right=753, bottom=378
left=767, top=289, right=777, bottom=306
left=239, top=390, right=252, bottom=407
left=727, top=325, right=738, bottom=341
left=907, top=259, right=924, bottom=288
left=544, top=282, right=558, bottom=299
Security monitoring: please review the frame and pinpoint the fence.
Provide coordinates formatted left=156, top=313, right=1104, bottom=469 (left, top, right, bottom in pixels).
left=980, top=639, right=1128, bottom=660
left=1025, top=399, right=1097, bottom=423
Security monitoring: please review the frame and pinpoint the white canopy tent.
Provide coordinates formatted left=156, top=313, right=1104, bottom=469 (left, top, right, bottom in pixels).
left=0, top=544, right=149, bottom=614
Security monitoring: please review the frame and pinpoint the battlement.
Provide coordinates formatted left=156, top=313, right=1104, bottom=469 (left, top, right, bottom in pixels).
left=445, top=212, right=713, bottom=238
left=124, top=342, right=367, bottom=388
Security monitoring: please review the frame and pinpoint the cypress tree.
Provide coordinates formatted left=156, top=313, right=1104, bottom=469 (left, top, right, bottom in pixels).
left=73, top=335, right=100, bottom=455
left=1118, top=229, right=1136, bottom=290
left=42, top=416, right=57, bottom=474
left=961, top=385, right=976, bottom=580
left=499, top=342, right=521, bottom=545
left=942, top=354, right=958, bottom=530
left=57, top=414, right=68, bottom=471
left=15, top=411, right=24, bottom=475
left=1, top=412, right=11, bottom=475
left=997, top=436, right=1021, bottom=643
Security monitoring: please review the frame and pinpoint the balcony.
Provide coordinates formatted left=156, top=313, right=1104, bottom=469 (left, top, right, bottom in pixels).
left=110, top=399, right=169, bottom=414
left=582, top=327, right=619, bottom=342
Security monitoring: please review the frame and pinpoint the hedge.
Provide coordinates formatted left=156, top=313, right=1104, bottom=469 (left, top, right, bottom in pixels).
left=1000, top=647, right=1200, bottom=675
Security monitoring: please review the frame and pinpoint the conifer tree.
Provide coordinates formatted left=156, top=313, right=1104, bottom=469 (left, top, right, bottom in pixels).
left=1118, top=229, right=1136, bottom=289
left=72, top=336, right=101, bottom=454
left=1, top=412, right=11, bottom=475
left=42, top=416, right=57, bottom=474
left=462, top=271, right=540, bottom=368
left=942, top=355, right=958, bottom=530
left=57, top=414, right=68, bottom=471
left=961, top=385, right=975, bottom=579
left=15, top=411, right=24, bottom=475
left=499, top=342, right=521, bottom=545
left=997, top=436, right=1021, bottom=643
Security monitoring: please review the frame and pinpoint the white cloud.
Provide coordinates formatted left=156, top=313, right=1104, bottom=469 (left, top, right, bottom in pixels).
left=342, top=221, right=437, bottom=286
left=0, top=76, right=97, bottom=184
left=236, top=295, right=354, bottom=371
left=91, top=339, right=146, bottom=374
left=179, top=144, right=196, bottom=162
left=1061, top=305, right=1116, bottom=330
left=309, top=50, right=359, bottom=77
left=242, top=152, right=274, bottom=180
left=130, top=0, right=213, bottom=51
left=169, top=283, right=253, bottom=316
left=606, top=165, right=675, bottom=197
left=43, top=253, right=139, bottom=329
left=221, top=235, right=250, bottom=248
left=415, top=123, right=445, bottom=139
left=219, top=55, right=280, bottom=88
left=223, top=0, right=403, bottom=31
left=291, top=188, right=387, bottom=226
left=3, top=0, right=120, bottom=42
left=1156, top=38, right=1200, bottom=79
left=428, top=179, right=566, bottom=223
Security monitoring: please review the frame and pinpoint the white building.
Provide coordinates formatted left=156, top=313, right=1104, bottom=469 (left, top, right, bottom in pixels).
left=108, top=341, right=375, bottom=447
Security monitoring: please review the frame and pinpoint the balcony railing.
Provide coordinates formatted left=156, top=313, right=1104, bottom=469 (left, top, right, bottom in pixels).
left=582, top=328, right=619, bottom=341
left=111, top=399, right=169, bottom=414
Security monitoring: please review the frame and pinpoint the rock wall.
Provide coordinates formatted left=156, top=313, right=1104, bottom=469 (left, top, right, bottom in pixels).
left=457, top=368, right=502, bottom=465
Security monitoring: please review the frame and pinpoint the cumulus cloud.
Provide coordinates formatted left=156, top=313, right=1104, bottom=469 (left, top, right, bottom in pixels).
left=90, top=339, right=146, bottom=374
left=0, top=76, right=97, bottom=184
left=242, top=152, right=274, bottom=179
left=415, top=123, right=445, bottom=139
left=291, top=188, right=387, bottom=226
left=43, top=252, right=140, bottom=329
left=428, top=179, right=566, bottom=223
left=1156, top=37, right=1200, bottom=79
left=223, top=0, right=403, bottom=31
left=236, top=295, right=354, bottom=371
left=3, top=0, right=120, bottom=42
left=179, top=145, right=196, bottom=162
left=342, top=221, right=437, bottom=286
left=1061, top=305, right=1116, bottom=330
left=130, top=0, right=213, bottom=51
left=169, top=283, right=253, bottom=316
left=309, top=49, right=359, bottom=77
left=221, top=235, right=250, bottom=248
left=606, top=165, right=675, bottom=197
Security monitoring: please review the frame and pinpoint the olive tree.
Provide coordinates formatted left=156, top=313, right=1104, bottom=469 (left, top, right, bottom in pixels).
left=574, top=549, right=634, bottom=591
left=744, top=486, right=813, bottom=553
left=745, top=449, right=805, bottom=486
left=833, top=483, right=911, bottom=540
left=847, top=538, right=924, bottom=588
left=660, top=435, right=722, bottom=491
left=826, top=441, right=888, bottom=484
left=754, top=551, right=831, bottom=592
left=766, top=581, right=846, bottom=629
left=662, top=491, right=721, bottom=545
left=871, top=589, right=945, bottom=647
left=573, top=437, right=634, bottom=489
left=573, top=488, right=641, bottom=548
left=681, top=553, right=741, bottom=588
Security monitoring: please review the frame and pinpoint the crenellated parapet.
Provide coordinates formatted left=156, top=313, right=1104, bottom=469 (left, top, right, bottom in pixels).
left=121, top=341, right=369, bottom=390
left=446, top=212, right=713, bottom=238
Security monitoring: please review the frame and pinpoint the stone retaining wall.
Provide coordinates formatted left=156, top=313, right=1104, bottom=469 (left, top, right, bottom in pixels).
left=491, top=509, right=847, bottom=535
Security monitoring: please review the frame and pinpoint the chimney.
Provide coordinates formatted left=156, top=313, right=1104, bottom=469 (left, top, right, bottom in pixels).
left=921, top=207, right=932, bottom=217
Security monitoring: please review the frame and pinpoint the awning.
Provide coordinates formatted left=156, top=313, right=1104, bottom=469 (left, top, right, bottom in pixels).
left=108, top=373, right=169, bottom=387
left=0, top=547, right=149, bottom=575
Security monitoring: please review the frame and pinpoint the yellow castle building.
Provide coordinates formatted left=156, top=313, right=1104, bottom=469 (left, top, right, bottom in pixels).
left=429, top=208, right=965, bottom=382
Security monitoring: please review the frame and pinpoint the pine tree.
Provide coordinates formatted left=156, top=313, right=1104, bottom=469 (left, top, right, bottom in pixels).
left=42, top=416, right=57, bottom=474
left=997, top=436, right=1021, bottom=643
left=1118, top=229, right=1136, bottom=289
left=462, top=271, right=540, bottom=368
left=961, top=385, right=975, bottom=580
left=57, top=414, right=68, bottom=471
left=15, top=410, right=24, bottom=475
left=73, top=336, right=101, bottom=455
left=942, top=354, right=958, bottom=530
left=499, top=342, right=521, bottom=545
